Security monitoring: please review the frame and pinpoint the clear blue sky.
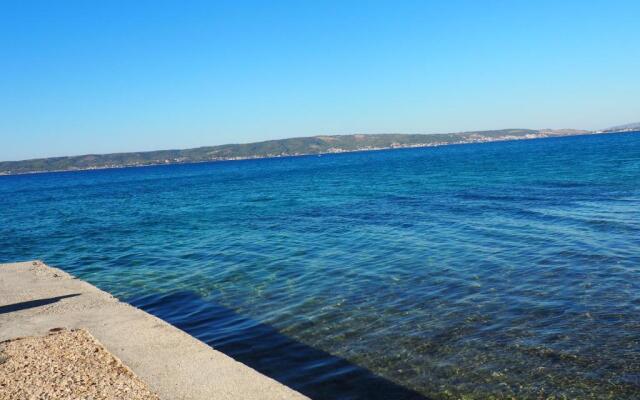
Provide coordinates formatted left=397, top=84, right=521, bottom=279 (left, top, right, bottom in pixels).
left=1, top=1, right=639, bottom=161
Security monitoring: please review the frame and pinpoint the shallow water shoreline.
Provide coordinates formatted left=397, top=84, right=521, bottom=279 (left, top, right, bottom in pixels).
left=2, top=132, right=639, bottom=398
left=0, top=260, right=307, bottom=400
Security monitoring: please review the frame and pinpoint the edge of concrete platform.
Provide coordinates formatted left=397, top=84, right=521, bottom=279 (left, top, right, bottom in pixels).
left=0, top=261, right=309, bottom=400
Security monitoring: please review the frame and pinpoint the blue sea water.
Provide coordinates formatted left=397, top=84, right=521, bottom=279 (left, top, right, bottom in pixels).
left=1, top=132, right=640, bottom=399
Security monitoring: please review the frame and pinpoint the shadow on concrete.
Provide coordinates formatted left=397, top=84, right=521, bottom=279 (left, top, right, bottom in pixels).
left=130, top=290, right=429, bottom=400
left=0, top=294, right=80, bottom=315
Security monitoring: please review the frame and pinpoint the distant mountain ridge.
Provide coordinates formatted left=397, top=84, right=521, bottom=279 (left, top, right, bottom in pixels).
left=0, top=128, right=602, bottom=175
left=601, top=122, right=640, bottom=133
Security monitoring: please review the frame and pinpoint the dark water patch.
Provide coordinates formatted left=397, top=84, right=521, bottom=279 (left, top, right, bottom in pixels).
left=129, top=291, right=427, bottom=400
left=456, top=192, right=548, bottom=202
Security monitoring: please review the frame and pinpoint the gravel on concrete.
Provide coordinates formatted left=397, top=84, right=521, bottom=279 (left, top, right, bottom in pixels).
left=0, top=328, right=160, bottom=400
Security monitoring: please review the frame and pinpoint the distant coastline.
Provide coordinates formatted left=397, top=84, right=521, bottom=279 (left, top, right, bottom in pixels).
left=0, top=128, right=633, bottom=176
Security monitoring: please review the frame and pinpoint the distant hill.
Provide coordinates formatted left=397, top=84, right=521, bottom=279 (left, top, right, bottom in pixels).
left=601, top=122, right=640, bottom=133
left=0, top=129, right=594, bottom=175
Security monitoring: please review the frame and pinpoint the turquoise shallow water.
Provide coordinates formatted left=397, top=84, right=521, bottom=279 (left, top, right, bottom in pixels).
left=1, top=132, right=640, bottom=399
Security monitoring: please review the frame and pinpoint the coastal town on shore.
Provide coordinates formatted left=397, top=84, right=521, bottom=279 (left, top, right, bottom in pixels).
left=2, top=127, right=624, bottom=176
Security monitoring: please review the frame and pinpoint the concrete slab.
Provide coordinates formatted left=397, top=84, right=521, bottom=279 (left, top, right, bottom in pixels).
left=0, top=261, right=308, bottom=400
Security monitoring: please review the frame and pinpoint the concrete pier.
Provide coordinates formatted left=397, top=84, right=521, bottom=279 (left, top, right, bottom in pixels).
left=0, top=261, right=308, bottom=400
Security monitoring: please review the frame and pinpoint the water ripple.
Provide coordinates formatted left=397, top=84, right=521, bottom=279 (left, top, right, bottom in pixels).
left=1, top=133, right=640, bottom=399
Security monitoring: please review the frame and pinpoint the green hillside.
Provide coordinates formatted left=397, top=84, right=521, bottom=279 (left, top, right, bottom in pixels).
left=0, top=129, right=592, bottom=175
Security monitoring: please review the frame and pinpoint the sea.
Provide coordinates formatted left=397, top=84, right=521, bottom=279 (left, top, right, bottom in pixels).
left=1, top=132, right=639, bottom=399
